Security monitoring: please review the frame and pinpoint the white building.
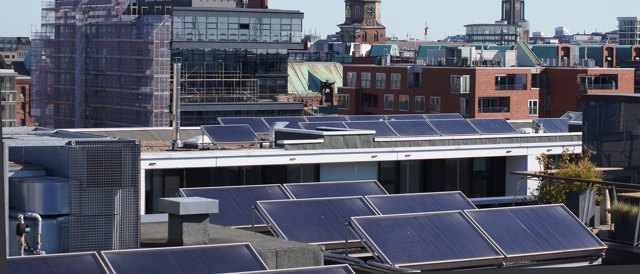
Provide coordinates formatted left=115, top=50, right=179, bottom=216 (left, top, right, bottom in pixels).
left=618, top=17, right=640, bottom=45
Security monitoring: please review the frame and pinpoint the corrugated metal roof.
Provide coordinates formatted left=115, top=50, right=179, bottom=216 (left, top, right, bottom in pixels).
left=531, top=44, right=560, bottom=61
left=288, top=62, right=343, bottom=94
left=369, top=44, right=400, bottom=57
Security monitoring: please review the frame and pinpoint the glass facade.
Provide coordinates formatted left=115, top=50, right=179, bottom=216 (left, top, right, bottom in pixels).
left=172, top=15, right=302, bottom=43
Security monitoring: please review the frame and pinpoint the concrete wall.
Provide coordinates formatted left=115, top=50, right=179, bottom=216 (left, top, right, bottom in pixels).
left=505, top=155, right=541, bottom=196
left=191, top=0, right=237, bottom=8
left=320, top=162, right=378, bottom=182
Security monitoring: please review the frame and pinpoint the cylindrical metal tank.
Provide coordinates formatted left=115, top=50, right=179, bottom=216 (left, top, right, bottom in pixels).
left=9, top=176, right=70, bottom=215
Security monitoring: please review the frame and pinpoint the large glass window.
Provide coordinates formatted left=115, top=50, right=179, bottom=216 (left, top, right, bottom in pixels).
left=384, top=94, right=394, bottom=110
left=338, top=94, right=350, bottom=109
left=172, top=14, right=302, bottom=43
left=430, top=96, right=441, bottom=113
left=376, top=73, right=386, bottom=89
left=415, top=96, right=425, bottom=112
left=346, top=72, right=357, bottom=87
left=391, top=73, right=401, bottom=89
left=528, top=100, right=539, bottom=116
left=450, top=75, right=470, bottom=93
left=361, top=72, right=371, bottom=88
left=399, top=95, right=409, bottom=111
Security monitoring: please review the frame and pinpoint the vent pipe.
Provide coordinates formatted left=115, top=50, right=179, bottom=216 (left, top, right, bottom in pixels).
left=172, top=59, right=182, bottom=150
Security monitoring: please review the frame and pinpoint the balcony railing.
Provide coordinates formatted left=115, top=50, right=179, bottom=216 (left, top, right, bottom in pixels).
left=478, top=107, right=510, bottom=113
left=495, top=84, right=527, bottom=91
left=578, top=84, right=617, bottom=90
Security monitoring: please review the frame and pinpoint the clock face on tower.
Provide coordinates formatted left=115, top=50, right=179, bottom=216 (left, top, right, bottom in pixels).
left=364, top=4, right=376, bottom=18
left=515, top=2, right=521, bottom=11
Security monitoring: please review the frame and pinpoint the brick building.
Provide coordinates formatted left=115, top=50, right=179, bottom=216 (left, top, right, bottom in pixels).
left=337, top=65, right=635, bottom=120
left=16, top=76, right=34, bottom=126
left=338, top=0, right=386, bottom=45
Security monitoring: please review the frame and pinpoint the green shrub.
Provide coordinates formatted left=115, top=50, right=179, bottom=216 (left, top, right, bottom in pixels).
left=611, top=202, right=639, bottom=224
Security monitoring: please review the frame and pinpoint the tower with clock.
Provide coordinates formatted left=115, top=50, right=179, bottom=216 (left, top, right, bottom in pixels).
left=338, top=0, right=386, bottom=45
left=501, top=0, right=525, bottom=25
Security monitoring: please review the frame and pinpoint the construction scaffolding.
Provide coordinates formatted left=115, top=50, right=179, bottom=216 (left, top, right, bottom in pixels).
left=179, top=62, right=259, bottom=104
left=31, top=0, right=172, bottom=128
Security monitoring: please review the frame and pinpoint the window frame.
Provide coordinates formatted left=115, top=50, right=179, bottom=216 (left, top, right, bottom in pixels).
left=384, top=94, right=394, bottom=110
left=376, top=73, right=387, bottom=89
left=361, top=72, right=371, bottom=88
left=338, top=94, right=350, bottom=109
left=528, top=99, right=539, bottom=116
left=399, top=95, right=410, bottom=111
left=450, top=75, right=470, bottom=94
left=415, top=96, right=426, bottom=113
left=430, top=96, right=441, bottom=114
left=346, top=72, right=357, bottom=87
left=391, top=73, right=402, bottom=89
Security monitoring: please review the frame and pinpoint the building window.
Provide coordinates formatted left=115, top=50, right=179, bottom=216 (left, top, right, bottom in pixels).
left=415, top=96, right=426, bottom=112
left=361, top=72, right=371, bottom=88
left=450, top=75, right=470, bottom=93
left=495, top=74, right=528, bottom=90
left=399, top=95, right=409, bottom=111
left=384, top=94, right=394, bottom=110
left=338, top=94, right=350, bottom=109
left=531, top=73, right=551, bottom=89
left=391, top=73, right=401, bottom=89
left=361, top=93, right=378, bottom=108
left=376, top=73, right=386, bottom=89
left=460, top=98, right=470, bottom=117
left=430, top=96, right=441, bottom=113
left=479, top=97, right=510, bottom=113
left=579, top=75, right=618, bottom=90
left=528, top=100, right=539, bottom=116
left=346, top=72, right=357, bottom=87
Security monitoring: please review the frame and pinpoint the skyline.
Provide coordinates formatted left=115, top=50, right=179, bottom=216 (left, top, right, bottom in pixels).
left=0, top=1, right=638, bottom=39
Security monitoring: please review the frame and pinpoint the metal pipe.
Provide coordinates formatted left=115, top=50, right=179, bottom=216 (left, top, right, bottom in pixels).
left=10, top=210, right=42, bottom=254
left=10, top=213, right=25, bottom=256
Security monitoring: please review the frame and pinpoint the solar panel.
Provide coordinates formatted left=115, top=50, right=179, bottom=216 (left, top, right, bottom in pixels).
left=304, top=116, right=348, bottom=122
left=468, top=119, right=518, bottom=135
left=428, top=119, right=479, bottom=135
left=343, top=121, right=398, bottom=137
left=425, top=113, right=464, bottom=120
left=346, top=115, right=386, bottom=121
left=263, top=117, right=307, bottom=129
left=385, top=114, right=427, bottom=121
left=465, top=205, right=607, bottom=261
left=218, top=117, right=270, bottom=134
left=233, top=265, right=356, bottom=274
left=534, top=118, right=569, bottom=133
left=299, top=122, right=347, bottom=131
left=102, top=243, right=268, bottom=274
left=201, top=125, right=261, bottom=144
left=180, top=185, right=291, bottom=227
left=8, top=252, right=108, bottom=274
left=350, top=212, right=504, bottom=270
left=256, top=197, right=378, bottom=244
left=365, top=192, right=476, bottom=215
left=386, top=120, right=439, bottom=137
left=283, top=180, right=388, bottom=199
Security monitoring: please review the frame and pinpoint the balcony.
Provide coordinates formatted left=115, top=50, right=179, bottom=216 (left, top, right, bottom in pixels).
left=495, top=84, right=528, bottom=91
left=478, top=97, right=510, bottom=114
left=578, top=84, right=617, bottom=91
left=478, top=106, right=510, bottom=113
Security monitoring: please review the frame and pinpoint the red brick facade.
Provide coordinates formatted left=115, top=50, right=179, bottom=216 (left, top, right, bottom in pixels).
left=16, top=77, right=35, bottom=126
left=338, top=65, right=635, bottom=120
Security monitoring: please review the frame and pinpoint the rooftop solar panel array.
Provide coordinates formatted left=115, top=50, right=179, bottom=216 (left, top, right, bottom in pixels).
left=350, top=212, right=504, bottom=270
left=101, top=243, right=267, bottom=274
left=345, top=115, right=386, bottom=121
left=263, top=117, right=307, bottom=129
left=7, top=252, right=108, bottom=274
left=256, top=197, right=377, bottom=244
left=469, top=119, right=518, bottom=134
left=283, top=180, right=388, bottom=199
left=425, top=113, right=464, bottom=120
left=386, top=120, right=439, bottom=137
left=304, top=116, right=348, bottom=122
left=201, top=125, right=261, bottom=144
left=233, top=265, right=356, bottom=274
left=365, top=192, right=476, bottom=215
left=343, top=121, right=398, bottom=137
left=299, top=122, right=347, bottom=131
left=218, top=117, right=270, bottom=134
left=428, top=119, right=479, bottom=135
left=534, top=118, right=569, bottom=133
left=180, top=185, right=291, bottom=227
left=385, top=114, right=427, bottom=121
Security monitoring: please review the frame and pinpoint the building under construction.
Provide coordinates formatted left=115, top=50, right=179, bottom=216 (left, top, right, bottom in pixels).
left=31, top=0, right=305, bottom=128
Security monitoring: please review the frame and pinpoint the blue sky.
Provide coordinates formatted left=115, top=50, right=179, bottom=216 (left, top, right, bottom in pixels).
left=1, top=0, right=638, bottom=39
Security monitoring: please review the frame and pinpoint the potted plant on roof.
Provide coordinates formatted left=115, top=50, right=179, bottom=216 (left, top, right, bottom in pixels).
left=610, top=201, right=639, bottom=243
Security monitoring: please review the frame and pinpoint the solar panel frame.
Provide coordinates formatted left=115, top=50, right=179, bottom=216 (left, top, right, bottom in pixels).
left=365, top=191, right=477, bottom=215
left=468, top=119, right=518, bottom=135
left=218, top=117, right=270, bottom=134
left=283, top=180, right=389, bottom=199
left=101, top=243, right=268, bottom=274
left=350, top=211, right=504, bottom=270
left=384, top=114, right=427, bottom=121
left=262, top=117, right=308, bottom=129
left=386, top=120, right=440, bottom=137
left=464, top=204, right=607, bottom=262
left=180, top=185, right=292, bottom=228
left=304, top=116, right=348, bottom=122
left=299, top=122, right=347, bottom=131
left=256, top=196, right=378, bottom=245
left=534, top=118, right=570, bottom=133
left=201, top=125, right=262, bottom=144
left=346, top=115, right=386, bottom=121
left=7, top=252, right=109, bottom=274
left=232, top=265, right=356, bottom=274
left=343, top=121, right=398, bottom=137
left=428, top=119, right=479, bottom=135
left=425, top=113, right=464, bottom=120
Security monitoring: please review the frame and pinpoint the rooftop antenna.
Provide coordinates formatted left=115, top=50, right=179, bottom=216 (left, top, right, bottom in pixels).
left=171, top=58, right=182, bottom=150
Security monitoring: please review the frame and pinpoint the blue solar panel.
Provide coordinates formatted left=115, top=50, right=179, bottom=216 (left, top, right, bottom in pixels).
left=263, top=117, right=307, bottom=129
left=346, top=115, right=386, bottom=121
left=428, top=119, right=479, bottom=135
left=386, top=120, right=439, bottom=136
left=180, top=185, right=291, bottom=227
left=202, top=125, right=261, bottom=144
left=284, top=180, right=388, bottom=199
left=343, top=121, right=398, bottom=137
left=465, top=205, right=606, bottom=260
left=350, top=212, right=504, bottom=270
left=299, top=122, right=347, bottom=130
left=256, top=197, right=378, bottom=244
left=425, top=113, right=464, bottom=120
left=365, top=192, right=476, bottom=215
left=304, top=116, right=348, bottom=122
left=218, top=117, right=270, bottom=134
left=468, top=119, right=518, bottom=134
left=233, top=265, right=356, bottom=274
left=8, top=252, right=108, bottom=274
left=102, top=244, right=268, bottom=274
left=385, top=114, right=427, bottom=121
left=534, top=118, right=569, bottom=133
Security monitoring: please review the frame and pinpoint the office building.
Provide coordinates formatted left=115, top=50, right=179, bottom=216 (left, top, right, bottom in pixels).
left=618, top=17, right=640, bottom=45
left=0, top=37, right=30, bottom=63
left=465, top=0, right=529, bottom=45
